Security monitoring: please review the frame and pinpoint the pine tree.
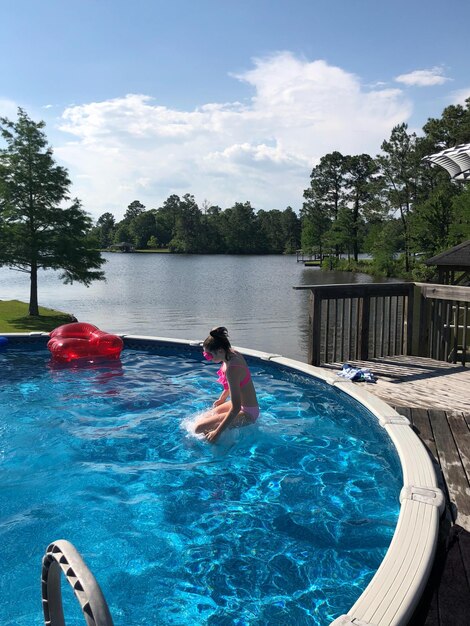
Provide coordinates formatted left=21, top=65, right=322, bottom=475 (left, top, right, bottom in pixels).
left=0, top=108, right=105, bottom=315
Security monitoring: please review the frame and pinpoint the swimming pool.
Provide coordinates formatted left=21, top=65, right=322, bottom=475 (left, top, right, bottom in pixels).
left=0, top=336, right=440, bottom=625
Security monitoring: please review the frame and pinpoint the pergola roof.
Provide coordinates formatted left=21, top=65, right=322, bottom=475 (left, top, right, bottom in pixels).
left=423, top=142, right=470, bottom=181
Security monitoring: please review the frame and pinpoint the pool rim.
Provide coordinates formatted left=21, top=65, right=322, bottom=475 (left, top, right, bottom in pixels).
left=2, top=332, right=444, bottom=626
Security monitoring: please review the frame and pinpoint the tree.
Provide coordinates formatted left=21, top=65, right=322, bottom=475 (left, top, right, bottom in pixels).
left=280, top=207, right=301, bottom=253
left=370, top=220, right=403, bottom=276
left=344, top=154, right=378, bottom=261
left=147, top=235, right=158, bottom=249
left=410, top=183, right=460, bottom=255
left=421, top=97, right=470, bottom=151
left=123, top=200, right=145, bottom=223
left=95, top=212, right=115, bottom=248
left=0, top=109, right=105, bottom=315
left=302, top=151, right=347, bottom=256
left=449, top=184, right=470, bottom=244
left=219, top=202, right=260, bottom=253
left=155, top=194, right=181, bottom=247
left=377, top=124, right=421, bottom=272
left=168, top=194, right=204, bottom=253
left=300, top=199, right=330, bottom=256
left=130, top=210, right=157, bottom=249
left=257, top=209, right=286, bottom=253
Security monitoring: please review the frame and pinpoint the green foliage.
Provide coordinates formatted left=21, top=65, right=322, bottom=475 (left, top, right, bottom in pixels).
left=449, top=184, right=470, bottom=243
left=300, top=200, right=330, bottom=255
left=218, top=202, right=260, bottom=253
left=343, top=153, right=378, bottom=260
left=0, top=108, right=105, bottom=315
left=130, top=210, right=157, bottom=249
left=369, top=221, right=403, bottom=277
left=410, top=183, right=459, bottom=255
left=299, top=97, right=470, bottom=280
left=90, top=196, right=300, bottom=255
left=376, top=123, right=421, bottom=272
left=95, top=212, right=115, bottom=248
left=124, top=200, right=145, bottom=222
left=411, top=262, right=437, bottom=282
left=169, top=194, right=204, bottom=253
left=421, top=97, right=470, bottom=150
left=113, top=222, right=133, bottom=245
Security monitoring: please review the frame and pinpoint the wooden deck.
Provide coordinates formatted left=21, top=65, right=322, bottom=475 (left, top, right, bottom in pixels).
left=323, top=356, right=470, bottom=624
left=327, top=355, right=470, bottom=412
left=397, top=406, right=470, bottom=626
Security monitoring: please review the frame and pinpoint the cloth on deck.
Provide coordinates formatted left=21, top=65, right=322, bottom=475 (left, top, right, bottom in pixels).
left=338, top=363, right=377, bottom=383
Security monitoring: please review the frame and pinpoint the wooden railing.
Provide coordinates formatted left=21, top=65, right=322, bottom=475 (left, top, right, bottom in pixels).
left=416, top=283, right=470, bottom=365
left=294, top=282, right=470, bottom=366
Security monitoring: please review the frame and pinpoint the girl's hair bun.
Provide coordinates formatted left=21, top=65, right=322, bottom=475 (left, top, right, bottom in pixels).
left=210, top=326, right=228, bottom=339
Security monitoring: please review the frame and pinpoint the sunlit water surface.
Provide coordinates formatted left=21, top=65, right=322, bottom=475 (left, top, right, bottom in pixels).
left=0, top=343, right=402, bottom=625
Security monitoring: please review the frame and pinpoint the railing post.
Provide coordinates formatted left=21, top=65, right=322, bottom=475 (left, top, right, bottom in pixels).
left=405, top=285, right=414, bottom=355
left=358, top=295, right=370, bottom=360
left=417, top=290, right=430, bottom=357
left=308, top=290, right=322, bottom=366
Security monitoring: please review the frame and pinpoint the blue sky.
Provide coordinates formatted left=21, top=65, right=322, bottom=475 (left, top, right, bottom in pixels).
left=1, top=0, right=469, bottom=220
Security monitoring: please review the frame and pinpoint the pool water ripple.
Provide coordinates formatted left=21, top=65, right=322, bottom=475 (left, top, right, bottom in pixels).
left=0, top=345, right=402, bottom=626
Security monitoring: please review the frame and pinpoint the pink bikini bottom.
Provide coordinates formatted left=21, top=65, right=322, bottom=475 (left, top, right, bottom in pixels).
left=240, top=405, right=260, bottom=420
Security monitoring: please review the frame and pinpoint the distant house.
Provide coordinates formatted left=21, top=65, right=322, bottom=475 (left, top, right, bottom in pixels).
left=424, top=240, right=470, bottom=285
left=110, top=242, right=135, bottom=253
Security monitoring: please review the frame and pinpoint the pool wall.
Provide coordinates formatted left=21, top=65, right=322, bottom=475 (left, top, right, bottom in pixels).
left=3, top=332, right=444, bottom=626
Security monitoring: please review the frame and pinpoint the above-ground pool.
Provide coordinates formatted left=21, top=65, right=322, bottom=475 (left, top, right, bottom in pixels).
left=1, top=338, right=404, bottom=625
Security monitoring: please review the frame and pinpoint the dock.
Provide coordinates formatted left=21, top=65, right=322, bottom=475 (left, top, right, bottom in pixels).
left=295, top=249, right=330, bottom=266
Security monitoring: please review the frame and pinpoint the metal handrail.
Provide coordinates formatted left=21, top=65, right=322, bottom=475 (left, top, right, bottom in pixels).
left=42, top=540, right=114, bottom=626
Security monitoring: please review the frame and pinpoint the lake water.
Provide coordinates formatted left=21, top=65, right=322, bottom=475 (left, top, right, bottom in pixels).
left=0, top=254, right=394, bottom=362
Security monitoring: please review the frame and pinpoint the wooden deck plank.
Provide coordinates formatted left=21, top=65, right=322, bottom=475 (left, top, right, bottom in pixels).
left=408, top=407, right=439, bottom=461
left=436, top=525, right=470, bottom=626
left=427, top=409, right=470, bottom=529
left=446, top=410, right=470, bottom=485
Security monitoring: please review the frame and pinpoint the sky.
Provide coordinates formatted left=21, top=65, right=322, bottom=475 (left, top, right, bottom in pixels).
left=1, top=0, right=469, bottom=221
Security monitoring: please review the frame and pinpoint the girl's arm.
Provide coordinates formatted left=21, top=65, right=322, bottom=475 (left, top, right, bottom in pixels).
left=213, top=388, right=229, bottom=407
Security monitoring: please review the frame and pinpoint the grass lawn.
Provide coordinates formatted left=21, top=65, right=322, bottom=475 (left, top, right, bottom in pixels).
left=0, top=300, right=75, bottom=333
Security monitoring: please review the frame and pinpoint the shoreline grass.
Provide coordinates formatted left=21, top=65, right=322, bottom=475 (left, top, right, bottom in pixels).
left=0, top=300, right=75, bottom=333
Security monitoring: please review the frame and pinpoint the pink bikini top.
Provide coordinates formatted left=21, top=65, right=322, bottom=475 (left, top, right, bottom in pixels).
left=217, top=363, right=251, bottom=390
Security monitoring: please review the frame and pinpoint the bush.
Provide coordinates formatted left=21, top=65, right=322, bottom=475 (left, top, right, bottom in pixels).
left=411, top=262, right=437, bottom=282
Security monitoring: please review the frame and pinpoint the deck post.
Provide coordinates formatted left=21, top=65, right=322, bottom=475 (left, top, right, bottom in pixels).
left=358, top=294, right=370, bottom=360
left=417, top=287, right=430, bottom=357
left=308, top=290, right=322, bottom=366
left=405, top=284, right=414, bottom=355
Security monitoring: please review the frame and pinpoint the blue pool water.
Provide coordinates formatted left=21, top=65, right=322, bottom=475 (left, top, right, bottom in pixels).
left=0, top=342, right=402, bottom=626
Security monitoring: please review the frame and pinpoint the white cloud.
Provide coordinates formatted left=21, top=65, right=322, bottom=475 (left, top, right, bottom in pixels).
left=56, top=52, right=412, bottom=219
left=450, top=87, right=470, bottom=105
left=395, top=66, right=450, bottom=87
left=0, top=98, right=19, bottom=118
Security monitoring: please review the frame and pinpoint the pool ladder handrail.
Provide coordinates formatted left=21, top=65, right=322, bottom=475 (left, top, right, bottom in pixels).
left=42, top=540, right=114, bottom=626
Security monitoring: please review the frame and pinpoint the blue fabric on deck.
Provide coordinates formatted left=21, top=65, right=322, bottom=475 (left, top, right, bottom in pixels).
left=338, top=363, right=377, bottom=383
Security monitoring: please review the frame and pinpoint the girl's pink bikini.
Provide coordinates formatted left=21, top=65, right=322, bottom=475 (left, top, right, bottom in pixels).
left=203, top=352, right=259, bottom=420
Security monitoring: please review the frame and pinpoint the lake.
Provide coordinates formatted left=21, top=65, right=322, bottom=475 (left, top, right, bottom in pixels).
left=0, top=254, right=395, bottom=362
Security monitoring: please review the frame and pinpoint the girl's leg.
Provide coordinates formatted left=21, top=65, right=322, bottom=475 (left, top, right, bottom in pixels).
left=194, top=401, right=231, bottom=434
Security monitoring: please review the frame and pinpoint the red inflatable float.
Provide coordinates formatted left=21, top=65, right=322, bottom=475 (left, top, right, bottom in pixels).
left=47, top=322, right=123, bottom=362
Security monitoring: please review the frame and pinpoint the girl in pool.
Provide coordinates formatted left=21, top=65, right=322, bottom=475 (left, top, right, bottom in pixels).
left=195, top=327, right=259, bottom=442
